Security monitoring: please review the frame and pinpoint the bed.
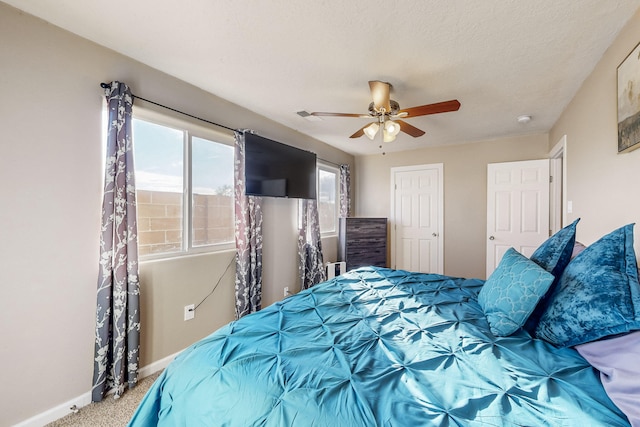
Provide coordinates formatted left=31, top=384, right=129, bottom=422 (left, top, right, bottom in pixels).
left=128, top=222, right=639, bottom=426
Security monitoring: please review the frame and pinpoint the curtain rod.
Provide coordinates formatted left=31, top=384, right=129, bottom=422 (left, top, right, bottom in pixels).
left=100, top=83, right=348, bottom=167
left=100, top=82, right=237, bottom=133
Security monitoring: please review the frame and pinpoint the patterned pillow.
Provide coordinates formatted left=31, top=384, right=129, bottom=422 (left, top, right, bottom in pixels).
left=479, top=248, right=555, bottom=337
left=536, top=224, right=640, bottom=347
left=524, top=218, right=580, bottom=334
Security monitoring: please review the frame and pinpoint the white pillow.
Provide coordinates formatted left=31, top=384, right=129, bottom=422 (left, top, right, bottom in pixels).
left=575, top=330, right=640, bottom=426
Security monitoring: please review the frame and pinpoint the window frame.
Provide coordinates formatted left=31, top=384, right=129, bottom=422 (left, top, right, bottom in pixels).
left=132, top=106, right=236, bottom=261
left=316, top=161, right=340, bottom=238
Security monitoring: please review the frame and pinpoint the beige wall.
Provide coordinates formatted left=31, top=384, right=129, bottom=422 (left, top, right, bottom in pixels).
left=0, top=4, right=352, bottom=425
left=550, top=8, right=640, bottom=254
left=355, top=134, right=550, bottom=279
left=138, top=252, right=236, bottom=366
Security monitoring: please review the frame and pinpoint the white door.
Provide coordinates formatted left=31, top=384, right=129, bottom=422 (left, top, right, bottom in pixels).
left=486, top=160, right=550, bottom=277
left=391, top=164, right=443, bottom=274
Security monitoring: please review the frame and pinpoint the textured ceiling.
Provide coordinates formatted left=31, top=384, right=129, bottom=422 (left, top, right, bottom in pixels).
left=5, top=0, right=640, bottom=155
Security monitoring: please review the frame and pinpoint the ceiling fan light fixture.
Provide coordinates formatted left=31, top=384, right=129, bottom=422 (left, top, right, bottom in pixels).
left=383, top=131, right=397, bottom=143
left=384, top=120, right=401, bottom=136
left=364, top=122, right=380, bottom=140
left=382, top=120, right=401, bottom=142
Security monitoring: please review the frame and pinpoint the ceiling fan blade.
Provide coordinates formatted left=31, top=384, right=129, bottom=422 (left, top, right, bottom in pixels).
left=399, top=100, right=461, bottom=117
left=369, top=80, right=391, bottom=112
left=396, top=119, right=425, bottom=137
left=310, top=111, right=364, bottom=118
left=349, top=125, right=368, bottom=138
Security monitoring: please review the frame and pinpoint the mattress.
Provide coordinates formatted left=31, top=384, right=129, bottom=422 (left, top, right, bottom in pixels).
left=128, top=267, right=629, bottom=426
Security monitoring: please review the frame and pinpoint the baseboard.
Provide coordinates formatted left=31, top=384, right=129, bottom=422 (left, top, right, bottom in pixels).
left=13, top=350, right=183, bottom=427
left=138, top=350, right=180, bottom=378
left=12, top=392, right=93, bottom=427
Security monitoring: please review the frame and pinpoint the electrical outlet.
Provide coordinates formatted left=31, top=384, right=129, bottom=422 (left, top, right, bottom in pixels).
left=184, top=304, right=195, bottom=321
left=284, top=287, right=289, bottom=298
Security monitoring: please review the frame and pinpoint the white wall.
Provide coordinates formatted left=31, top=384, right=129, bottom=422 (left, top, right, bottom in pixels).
left=0, top=3, right=352, bottom=425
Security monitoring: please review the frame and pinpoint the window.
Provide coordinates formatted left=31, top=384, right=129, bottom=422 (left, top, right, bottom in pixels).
left=132, top=111, right=234, bottom=258
left=317, top=162, right=339, bottom=236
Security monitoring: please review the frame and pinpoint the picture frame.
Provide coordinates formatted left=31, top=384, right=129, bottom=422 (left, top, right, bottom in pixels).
left=617, top=41, right=640, bottom=153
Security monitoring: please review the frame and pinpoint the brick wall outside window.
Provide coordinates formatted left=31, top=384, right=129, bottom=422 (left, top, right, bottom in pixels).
left=192, top=192, right=234, bottom=246
left=137, top=189, right=233, bottom=257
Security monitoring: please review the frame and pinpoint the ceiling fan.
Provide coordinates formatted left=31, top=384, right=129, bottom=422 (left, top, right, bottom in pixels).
left=307, top=81, right=461, bottom=142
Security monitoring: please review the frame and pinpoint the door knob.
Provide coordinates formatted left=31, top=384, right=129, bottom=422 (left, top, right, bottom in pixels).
left=489, top=236, right=495, bottom=240
left=432, top=233, right=438, bottom=237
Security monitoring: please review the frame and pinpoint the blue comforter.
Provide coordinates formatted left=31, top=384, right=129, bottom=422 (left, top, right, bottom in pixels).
left=129, top=267, right=629, bottom=426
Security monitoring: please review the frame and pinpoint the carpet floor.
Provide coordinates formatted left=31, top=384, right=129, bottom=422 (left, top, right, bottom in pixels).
left=45, top=371, right=161, bottom=427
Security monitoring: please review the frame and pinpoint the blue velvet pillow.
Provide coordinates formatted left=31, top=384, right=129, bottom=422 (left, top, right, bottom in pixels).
left=524, top=219, right=580, bottom=333
left=479, top=247, right=555, bottom=336
left=530, top=218, right=580, bottom=276
left=536, top=224, right=640, bottom=347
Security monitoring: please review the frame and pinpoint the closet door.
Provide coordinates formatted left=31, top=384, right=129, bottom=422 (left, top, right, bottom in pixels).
left=390, top=164, right=443, bottom=274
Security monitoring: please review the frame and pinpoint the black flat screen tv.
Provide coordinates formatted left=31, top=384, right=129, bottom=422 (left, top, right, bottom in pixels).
left=244, top=133, right=317, bottom=199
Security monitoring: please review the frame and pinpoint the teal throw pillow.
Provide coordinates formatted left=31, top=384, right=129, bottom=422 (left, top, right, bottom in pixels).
left=536, top=224, right=640, bottom=347
left=530, top=219, right=580, bottom=276
left=524, top=218, right=580, bottom=334
left=479, top=247, right=555, bottom=337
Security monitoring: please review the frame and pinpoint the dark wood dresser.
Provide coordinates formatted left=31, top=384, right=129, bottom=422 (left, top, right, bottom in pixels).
left=338, top=217, right=387, bottom=271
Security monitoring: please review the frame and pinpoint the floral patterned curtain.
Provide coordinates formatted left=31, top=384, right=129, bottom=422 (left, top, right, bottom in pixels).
left=339, top=164, right=351, bottom=218
left=299, top=199, right=326, bottom=289
left=234, top=131, right=263, bottom=318
left=92, top=81, right=140, bottom=402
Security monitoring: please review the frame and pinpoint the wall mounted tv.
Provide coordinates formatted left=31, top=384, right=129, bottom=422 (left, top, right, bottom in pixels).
left=244, top=132, right=317, bottom=199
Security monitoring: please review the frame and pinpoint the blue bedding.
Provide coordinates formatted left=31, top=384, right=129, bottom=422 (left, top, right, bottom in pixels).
left=129, top=267, right=629, bottom=426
